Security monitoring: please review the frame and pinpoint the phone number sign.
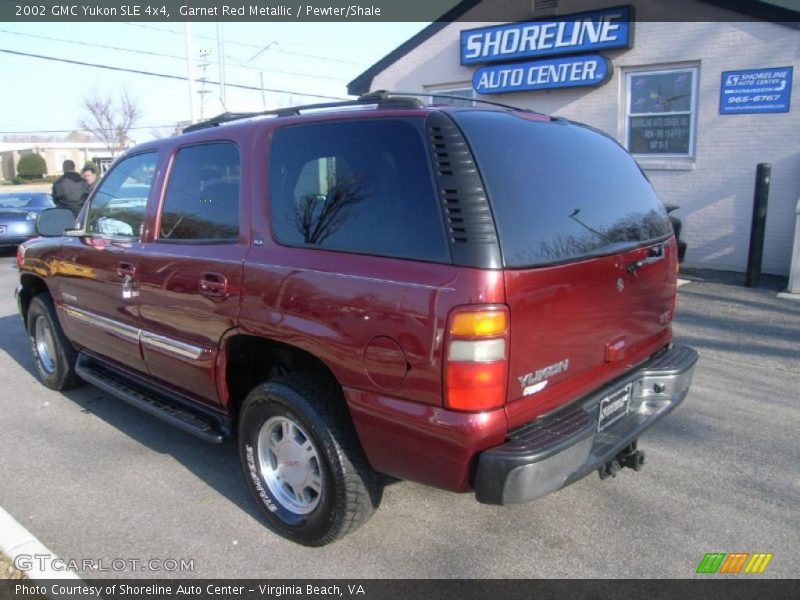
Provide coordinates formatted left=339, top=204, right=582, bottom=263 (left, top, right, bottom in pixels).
left=720, top=66, right=793, bottom=114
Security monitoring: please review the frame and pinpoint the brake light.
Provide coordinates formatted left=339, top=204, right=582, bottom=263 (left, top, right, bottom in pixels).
left=444, top=306, right=509, bottom=412
left=16, top=243, right=25, bottom=270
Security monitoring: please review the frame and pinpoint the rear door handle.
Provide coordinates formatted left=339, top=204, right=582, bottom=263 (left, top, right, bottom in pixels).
left=199, top=272, right=228, bottom=298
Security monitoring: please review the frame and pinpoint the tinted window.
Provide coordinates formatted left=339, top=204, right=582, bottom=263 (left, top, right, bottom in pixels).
left=269, top=120, right=449, bottom=263
left=86, top=152, right=156, bottom=238
left=453, top=111, right=672, bottom=267
left=160, top=143, right=240, bottom=241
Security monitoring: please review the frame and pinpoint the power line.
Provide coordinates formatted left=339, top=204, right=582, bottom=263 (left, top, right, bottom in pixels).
left=0, top=27, right=350, bottom=82
left=0, top=47, right=350, bottom=101
left=0, top=125, right=175, bottom=134
left=123, top=22, right=369, bottom=66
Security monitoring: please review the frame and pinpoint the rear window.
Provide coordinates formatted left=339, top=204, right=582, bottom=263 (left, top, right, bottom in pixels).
left=452, top=111, right=672, bottom=267
left=269, top=119, right=450, bottom=263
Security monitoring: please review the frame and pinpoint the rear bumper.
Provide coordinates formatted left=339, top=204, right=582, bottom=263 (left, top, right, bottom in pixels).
left=474, top=344, right=698, bottom=505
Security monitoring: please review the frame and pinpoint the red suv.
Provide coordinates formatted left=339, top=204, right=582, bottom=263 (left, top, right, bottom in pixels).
left=16, top=92, right=697, bottom=546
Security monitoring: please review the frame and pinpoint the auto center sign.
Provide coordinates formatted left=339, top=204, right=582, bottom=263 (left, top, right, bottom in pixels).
left=473, top=55, right=610, bottom=94
left=461, top=6, right=631, bottom=95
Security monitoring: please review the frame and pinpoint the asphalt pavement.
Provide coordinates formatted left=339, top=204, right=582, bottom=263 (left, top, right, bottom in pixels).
left=0, top=250, right=798, bottom=579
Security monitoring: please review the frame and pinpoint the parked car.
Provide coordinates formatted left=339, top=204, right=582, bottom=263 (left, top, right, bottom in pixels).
left=0, top=192, right=54, bottom=247
left=16, top=92, right=698, bottom=546
left=665, top=204, right=688, bottom=263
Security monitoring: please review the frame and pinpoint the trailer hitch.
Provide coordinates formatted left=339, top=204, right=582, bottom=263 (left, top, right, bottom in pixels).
left=598, top=440, right=646, bottom=480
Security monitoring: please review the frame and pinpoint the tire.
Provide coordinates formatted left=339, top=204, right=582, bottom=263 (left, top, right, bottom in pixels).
left=238, top=372, right=381, bottom=546
left=27, top=295, right=79, bottom=391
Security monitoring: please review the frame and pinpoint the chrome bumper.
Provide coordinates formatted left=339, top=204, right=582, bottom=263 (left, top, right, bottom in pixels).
left=474, top=344, right=698, bottom=505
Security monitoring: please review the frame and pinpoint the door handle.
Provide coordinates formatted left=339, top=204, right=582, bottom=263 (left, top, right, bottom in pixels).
left=199, top=272, right=228, bottom=298
left=117, top=261, right=136, bottom=279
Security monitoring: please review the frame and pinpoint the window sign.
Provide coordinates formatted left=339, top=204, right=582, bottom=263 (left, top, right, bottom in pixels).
left=719, top=67, right=793, bottom=115
left=460, top=6, right=632, bottom=66
left=626, top=68, right=697, bottom=156
left=429, top=88, right=475, bottom=106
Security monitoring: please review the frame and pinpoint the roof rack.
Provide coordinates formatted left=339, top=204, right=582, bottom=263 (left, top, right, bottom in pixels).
left=182, top=91, right=424, bottom=134
left=181, top=90, right=538, bottom=134
left=386, top=90, right=541, bottom=114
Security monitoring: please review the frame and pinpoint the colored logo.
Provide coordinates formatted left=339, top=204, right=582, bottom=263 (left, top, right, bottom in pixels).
left=696, top=552, right=773, bottom=574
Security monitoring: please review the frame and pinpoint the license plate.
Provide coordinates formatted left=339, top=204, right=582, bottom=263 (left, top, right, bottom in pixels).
left=598, top=384, right=632, bottom=431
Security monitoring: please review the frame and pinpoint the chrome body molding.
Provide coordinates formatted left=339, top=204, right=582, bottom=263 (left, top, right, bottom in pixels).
left=61, top=304, right=208, bottom=362
left=62, top=305, right=140, bottom=344
left=140, top=331, right=207, bottom=361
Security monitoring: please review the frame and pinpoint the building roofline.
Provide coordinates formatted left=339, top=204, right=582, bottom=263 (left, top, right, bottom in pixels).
left=347, top=0, right=800, bottom=96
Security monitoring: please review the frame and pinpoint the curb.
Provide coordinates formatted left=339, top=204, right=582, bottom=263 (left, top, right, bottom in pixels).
left=0, top=505, right=82, bottom=581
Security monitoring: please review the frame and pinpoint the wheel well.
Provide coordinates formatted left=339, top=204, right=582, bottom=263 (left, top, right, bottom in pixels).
left=224, top=335, right=341, bottom=421
left=18, top=274, right=50, bottom=330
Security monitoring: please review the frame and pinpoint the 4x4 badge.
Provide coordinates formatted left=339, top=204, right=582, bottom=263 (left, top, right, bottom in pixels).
left=617, top=278, right=625, bottom=293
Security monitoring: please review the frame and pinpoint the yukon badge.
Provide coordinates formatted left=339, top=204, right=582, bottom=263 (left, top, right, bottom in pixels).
left=518, top=359, right=570, bottom=396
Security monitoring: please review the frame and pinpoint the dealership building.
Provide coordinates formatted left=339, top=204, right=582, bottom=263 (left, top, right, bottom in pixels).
left=349, top=0, right=800, bottom=276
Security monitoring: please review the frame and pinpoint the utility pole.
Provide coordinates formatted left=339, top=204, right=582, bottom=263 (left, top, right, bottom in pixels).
left=197, top=49, right=212, bottom=119
left=183, top=22, right=198, bottom=123
left=216, top=22, right=227, bottom=109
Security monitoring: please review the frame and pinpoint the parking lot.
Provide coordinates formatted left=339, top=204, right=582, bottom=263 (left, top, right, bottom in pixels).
left=0, top=249, right=797, bottom=579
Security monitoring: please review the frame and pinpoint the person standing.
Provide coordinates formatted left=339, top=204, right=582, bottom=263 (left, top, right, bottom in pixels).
left=52, top=159, right=88, bottom=216
left=81, top=164, right=98, bottom=200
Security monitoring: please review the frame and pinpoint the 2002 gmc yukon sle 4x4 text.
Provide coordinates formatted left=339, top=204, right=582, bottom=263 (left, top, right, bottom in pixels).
left=16, top=92, right=698, bottom=546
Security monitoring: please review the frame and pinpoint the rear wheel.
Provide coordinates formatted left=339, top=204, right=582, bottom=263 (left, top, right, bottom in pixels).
left=27, top=295, right=79, bottom=390
left=238, top=372, right=381, bottom=546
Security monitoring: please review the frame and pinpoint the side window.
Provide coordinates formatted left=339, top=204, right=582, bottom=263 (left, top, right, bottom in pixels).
left=85, top=152, right=157, bottom=238
left=159, top=142, right=240, bottom=242
left=269, top=120, right=450, bottom=263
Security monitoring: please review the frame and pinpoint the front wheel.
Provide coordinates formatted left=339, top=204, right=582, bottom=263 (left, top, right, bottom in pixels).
left=238, top=373, right=381, bottom=546
left=27, top=295, right=79, bottom=390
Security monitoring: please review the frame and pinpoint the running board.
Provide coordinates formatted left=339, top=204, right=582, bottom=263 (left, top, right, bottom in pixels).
left=75, top=353, right=226, bottom=443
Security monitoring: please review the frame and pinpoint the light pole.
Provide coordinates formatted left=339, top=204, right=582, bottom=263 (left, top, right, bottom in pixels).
left=247, top=42, right=278, bottom=109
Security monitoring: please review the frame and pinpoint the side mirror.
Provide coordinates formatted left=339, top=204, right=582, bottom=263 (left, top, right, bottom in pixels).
left=36, top=208, right=76, bottom=237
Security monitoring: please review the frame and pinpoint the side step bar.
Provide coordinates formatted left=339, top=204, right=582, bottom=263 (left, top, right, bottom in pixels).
left=75, top=353, right=227, bottom=443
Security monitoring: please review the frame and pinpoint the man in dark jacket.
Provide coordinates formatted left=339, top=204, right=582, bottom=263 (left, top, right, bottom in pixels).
left=52, top=160, right=88, bottom=215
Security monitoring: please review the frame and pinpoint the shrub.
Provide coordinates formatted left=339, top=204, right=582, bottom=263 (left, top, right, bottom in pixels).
left=17, top=154, right=47, bottom=180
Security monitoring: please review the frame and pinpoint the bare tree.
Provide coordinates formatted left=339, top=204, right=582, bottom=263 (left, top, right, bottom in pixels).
left=78, top=89, right=142, bottom=157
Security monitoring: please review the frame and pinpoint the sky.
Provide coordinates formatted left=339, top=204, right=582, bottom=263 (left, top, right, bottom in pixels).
left=0, top=21, right=430, bottom=141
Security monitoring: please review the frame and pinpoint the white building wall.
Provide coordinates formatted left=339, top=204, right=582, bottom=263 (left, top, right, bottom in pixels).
left=370, top=4, right=800, bottom=275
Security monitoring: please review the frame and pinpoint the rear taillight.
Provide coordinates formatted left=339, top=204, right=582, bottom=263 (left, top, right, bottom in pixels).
left=444, top=306, right=509, bottom=412
left=16, top=243, right=25, bottom=270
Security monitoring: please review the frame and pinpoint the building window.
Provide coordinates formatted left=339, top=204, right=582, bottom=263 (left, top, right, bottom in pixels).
left=625, top=67, right=698, bottom=158
left=429, top=88, right=475, bottom=107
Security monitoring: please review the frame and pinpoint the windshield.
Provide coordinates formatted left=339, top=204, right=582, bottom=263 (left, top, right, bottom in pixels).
left=0, top=194, right=54, bottom=209
left=452, top=111, right=672, bottom=267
